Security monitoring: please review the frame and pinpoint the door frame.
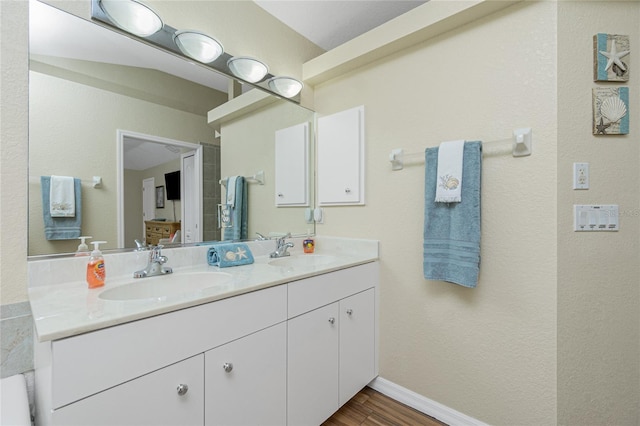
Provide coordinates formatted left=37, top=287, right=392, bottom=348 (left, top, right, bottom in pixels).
left=116, top=129, right=202, bottom=247
left=180, top=150, right=203, bottom=244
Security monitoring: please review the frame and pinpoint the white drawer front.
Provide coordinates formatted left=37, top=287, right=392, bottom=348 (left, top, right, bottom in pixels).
left=53, top=355, right=204, bottom=426
left=288, top=262, right=378, bottom=318
left=52, top=285, right=286, bottom=408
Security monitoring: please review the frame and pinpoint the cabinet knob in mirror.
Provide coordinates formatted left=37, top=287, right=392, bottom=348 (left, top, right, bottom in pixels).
left=223, top=362, right=234, bottom=373
left=346, top=309, right=353, bottom=316
left=328, top=317, right=335, bottom=325
left=177, top=384, right=189, bottom=396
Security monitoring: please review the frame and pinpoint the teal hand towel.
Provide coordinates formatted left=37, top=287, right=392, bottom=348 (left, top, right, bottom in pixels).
left=207, top=243, right=254, bottom=267
left=41, top=176, right=82, bottom=240
left=223, top=177, right=248, bottom=241
left=423, top=141, right=482, bottom=288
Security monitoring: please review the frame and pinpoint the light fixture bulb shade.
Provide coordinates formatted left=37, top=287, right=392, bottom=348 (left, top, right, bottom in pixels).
left=267, top=76, right=303, bottom=98
left=227, top=57, right=269, bottom=83
left=99, top=0, right=163, bottom=37
left=174, top=30, right=223, bottom=64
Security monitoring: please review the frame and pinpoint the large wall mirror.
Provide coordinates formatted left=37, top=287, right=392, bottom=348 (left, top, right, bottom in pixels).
left=28, top=0, right=315, bottom=257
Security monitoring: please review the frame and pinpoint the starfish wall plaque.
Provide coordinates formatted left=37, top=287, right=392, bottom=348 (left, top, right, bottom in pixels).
left=594, top=33, right=630, bottom=82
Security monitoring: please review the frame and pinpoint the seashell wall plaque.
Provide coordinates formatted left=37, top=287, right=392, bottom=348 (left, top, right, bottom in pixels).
left=592, top=87, right=629, bottom=135
left=594, top=33, right=630, bottom=82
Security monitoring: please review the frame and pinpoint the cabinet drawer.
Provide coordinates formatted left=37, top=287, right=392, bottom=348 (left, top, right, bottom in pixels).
left=53, top=355, right=204, bottom=426
left=288, top=262, right=378, bottom=318
left=51, top=284, right=287, bottom=409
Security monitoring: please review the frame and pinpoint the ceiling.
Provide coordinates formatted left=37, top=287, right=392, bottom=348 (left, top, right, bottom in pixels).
left=254, top=0, right=427, bottom=50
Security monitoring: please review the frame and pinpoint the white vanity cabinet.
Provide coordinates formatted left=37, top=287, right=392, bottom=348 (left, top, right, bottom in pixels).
left=52, top=354, right=204, bottom=426
left=35, top=285, right=287, bottom=426
left=34, top=260, right=379, bottom=426
left=287, top=263, right=378, bottom=425
left=204, top=322, right=287, bottom=426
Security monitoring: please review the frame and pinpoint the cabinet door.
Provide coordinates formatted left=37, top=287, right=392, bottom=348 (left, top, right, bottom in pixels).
left=288, top=303, right=340, bottom=426
left=52, top=355, right=204, bottom=426
left=339, top=289, right=376, bottom=406
left=317, top=106, right=364, bottom=205
left=205, top=323, right=286, bottom=426
left=274, top=122, right=309, bottom=206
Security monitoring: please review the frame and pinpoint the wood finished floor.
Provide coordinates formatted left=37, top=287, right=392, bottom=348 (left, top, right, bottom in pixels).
left=322, top=387, right=447, bottom=426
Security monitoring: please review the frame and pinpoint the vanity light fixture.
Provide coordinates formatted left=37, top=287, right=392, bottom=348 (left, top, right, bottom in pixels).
left=227, top=57, right=269, bottom=83
left=91, top=0, right=302, bottom=102
left=173, top=30, right=224, bottom=64
left=267, top=76, right=304, bottom=98
left=97, top=0, right=163, bottom=37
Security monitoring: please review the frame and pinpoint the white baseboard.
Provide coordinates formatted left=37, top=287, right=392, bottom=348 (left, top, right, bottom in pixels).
left=368, top=377, right=489, bottom=426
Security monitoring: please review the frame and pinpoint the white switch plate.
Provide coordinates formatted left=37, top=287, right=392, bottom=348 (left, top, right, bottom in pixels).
left=574, top=205, right=618, bottom=231
left=573, top=162, right=589, bottom=189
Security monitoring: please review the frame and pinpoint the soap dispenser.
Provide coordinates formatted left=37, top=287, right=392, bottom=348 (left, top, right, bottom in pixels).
left=86, top=241, right=107, bottom=289
left=75, top=236, right=92, bottom=256
left=303, top=230, right=315, bottom=254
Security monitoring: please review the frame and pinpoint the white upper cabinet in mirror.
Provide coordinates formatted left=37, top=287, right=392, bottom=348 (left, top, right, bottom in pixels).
left=28, top=0, right=315, bottom=256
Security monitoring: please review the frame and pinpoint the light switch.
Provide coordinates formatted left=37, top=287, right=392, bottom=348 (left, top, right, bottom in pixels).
left=574, top=205, right=619, bottom=231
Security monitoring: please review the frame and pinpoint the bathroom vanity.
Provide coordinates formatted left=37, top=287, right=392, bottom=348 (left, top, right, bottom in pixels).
left=30, top=237, right=379, bottom=426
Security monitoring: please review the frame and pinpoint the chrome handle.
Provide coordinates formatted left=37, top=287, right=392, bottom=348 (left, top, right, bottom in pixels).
left=223, top=362, right=233, bottom=373
left=346, top=309, right=353, bottom=316
left=177, top=384, right=189, bottom=396
left=328, top=317, right=335, bottom=325
left=345, top=188, right=351, bottom=193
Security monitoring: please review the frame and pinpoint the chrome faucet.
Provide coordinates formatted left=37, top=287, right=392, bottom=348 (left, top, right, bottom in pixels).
left=134, top=239, right=148, bottom=251
left=134, top=245, right=173, bottom=278
left=270, top=233, right=294, bottom=258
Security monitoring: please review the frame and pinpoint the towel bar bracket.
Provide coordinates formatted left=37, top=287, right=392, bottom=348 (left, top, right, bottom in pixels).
left=512, top=127, right=532, bottom=157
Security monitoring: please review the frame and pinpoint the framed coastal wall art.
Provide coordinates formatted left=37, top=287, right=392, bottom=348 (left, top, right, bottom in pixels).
left=594, top=33, right=630, bottom=82
left=592, top=86, right=629, bottom=135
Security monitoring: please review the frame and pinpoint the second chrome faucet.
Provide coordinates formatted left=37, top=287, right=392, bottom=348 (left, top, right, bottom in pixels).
left=270, top=233, right=294, bottom=258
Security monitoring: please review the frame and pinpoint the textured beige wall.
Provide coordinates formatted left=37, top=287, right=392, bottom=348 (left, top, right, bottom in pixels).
left=0, top=0, right=29, bottom=304
left=557, top=2, right=640, bottom=425
left=312, top=2, right=558, bottom=424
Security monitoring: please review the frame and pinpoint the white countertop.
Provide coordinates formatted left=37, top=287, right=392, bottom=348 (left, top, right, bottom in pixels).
left=28, top=237, right=378, bottom=342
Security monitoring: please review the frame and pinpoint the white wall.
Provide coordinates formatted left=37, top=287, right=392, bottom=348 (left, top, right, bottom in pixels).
left=312, top=2, right=558, bottom=424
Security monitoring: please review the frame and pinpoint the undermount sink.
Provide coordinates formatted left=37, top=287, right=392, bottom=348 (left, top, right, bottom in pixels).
left=268, top=254, right=337, bottom=268
left=99, top=272, right=232, bottom=301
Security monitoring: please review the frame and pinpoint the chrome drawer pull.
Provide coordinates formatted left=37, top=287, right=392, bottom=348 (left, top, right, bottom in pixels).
left=177, top=384, right=189, bottom=396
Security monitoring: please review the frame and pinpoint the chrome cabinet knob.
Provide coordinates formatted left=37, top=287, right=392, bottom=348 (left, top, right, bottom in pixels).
left=278, top=193, right=284, bottom=197
left=346, top=309, right=353, bottom=316
left=177, top=384, right=189, bottom=396
left=345, top=188, right=351, bottom=193
left=223, top=362, right=233, bottom=373
left=328, top=317, right=335, bottom=325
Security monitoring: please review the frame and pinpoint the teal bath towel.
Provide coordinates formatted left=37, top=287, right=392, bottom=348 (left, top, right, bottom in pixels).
left=41, top=176, right=82, bottom=240
left=423, top=141, right=482, bottom=288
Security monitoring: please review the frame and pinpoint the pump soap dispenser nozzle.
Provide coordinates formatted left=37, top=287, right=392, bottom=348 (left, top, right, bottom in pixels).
left=75, top=236, right=93, bottom=256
